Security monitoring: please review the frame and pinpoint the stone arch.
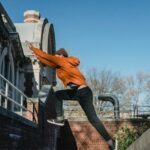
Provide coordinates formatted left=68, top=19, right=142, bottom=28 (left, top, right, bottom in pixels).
left=0, top=46, right=15, bottom=84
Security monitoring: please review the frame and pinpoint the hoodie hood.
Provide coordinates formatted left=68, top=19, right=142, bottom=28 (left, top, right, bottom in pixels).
left=66, top=56, right=80, bottom=66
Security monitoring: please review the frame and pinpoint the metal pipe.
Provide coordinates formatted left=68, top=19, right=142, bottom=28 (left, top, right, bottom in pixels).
left=98, top=94, right=120, bottom=120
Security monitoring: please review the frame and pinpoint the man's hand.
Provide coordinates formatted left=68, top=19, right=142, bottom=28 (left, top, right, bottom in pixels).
left=25, top=41, right=33, bottom=49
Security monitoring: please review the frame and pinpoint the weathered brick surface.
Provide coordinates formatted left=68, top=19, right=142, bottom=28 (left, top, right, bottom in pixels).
left=24, top=100, right=39, bottom=122
left=68, top=121, right=109, bottom=150
left=58, top=119, right=150, bottom=150
left=0, top=107, right=40, bottom=150
left=0, top=102, right=58, bottom=150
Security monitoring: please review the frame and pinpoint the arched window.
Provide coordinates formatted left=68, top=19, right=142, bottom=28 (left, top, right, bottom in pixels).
left=0, top=46, right=15, bottom=84
left=0, top=45, right=15, bottom=109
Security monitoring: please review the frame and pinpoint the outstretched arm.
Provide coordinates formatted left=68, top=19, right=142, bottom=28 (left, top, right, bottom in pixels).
left=37, top=56, right=57, bottom=68
left=30, top=47, right=62, bottom=65
left=25, top=41, right=61, bottom=67
left=25, top=41, right=33, bottom=49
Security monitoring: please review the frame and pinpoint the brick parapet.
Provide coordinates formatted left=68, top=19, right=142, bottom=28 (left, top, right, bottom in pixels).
left=59, top=119, right=150, bottom=150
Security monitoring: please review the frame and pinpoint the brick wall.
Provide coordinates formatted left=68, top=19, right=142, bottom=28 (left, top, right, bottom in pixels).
left=0, top=102, right=58, bottom=150
left=1, top=100, right=150, bottom=150
left=0, top=107, right=40, bottom=150
left=1, top=98, right=149, bottom=150
left=58, top=119, right=150, bottom=150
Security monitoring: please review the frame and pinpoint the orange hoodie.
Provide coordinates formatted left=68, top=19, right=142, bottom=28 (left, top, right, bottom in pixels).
left=31, top=47, right=86, bottom=86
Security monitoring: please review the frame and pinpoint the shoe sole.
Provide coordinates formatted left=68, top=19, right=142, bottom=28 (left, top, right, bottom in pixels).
left=47, top=120, right=64, bottom=126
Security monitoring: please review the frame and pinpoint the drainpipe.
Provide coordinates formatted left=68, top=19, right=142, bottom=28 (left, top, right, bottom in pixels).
left=98, top=94, right=120, bottom=120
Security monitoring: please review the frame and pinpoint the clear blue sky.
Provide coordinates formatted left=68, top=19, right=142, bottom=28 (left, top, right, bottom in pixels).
left=1, top=0, right=150, bottom=75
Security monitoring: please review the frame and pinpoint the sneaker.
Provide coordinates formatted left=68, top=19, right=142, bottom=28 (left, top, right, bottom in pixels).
left=109, top=139, right=118, bottom=150
left=47, top=119, right=64, bottom=126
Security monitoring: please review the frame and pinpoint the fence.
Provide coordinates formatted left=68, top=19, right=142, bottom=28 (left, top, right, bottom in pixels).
left=63, top=100, right=150, bottom=121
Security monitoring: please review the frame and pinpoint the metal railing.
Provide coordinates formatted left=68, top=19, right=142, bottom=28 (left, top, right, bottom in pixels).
left=0, top=73, right=38, bottom=123
left=63, top=100, right=150, bottom=120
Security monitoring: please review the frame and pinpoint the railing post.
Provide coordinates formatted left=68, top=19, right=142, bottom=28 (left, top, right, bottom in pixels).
left=0, top=77, right=1, bottom=106
left=0, top=94, right=1, bottom=106
left=5, top=82, right=9, bottom=109
left=10, top=87, right=15, bottom=111
left=32, top=102, right=38, bottom=123
left=20, top=95, right=24, bottom=115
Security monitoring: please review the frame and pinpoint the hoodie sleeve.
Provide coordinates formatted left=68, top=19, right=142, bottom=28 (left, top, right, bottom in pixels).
left=31, top=47, right=63, bottom=66
left=37, top=56, right=57, bottom=68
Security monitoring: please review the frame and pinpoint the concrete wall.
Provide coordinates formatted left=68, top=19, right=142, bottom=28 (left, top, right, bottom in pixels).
left=127, top=128, right=150, bottom=150
left=15, top=14, right=56, bottom=97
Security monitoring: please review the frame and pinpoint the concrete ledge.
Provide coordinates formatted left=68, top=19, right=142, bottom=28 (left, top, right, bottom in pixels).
left=127, top=128, right=150, bottom=150
left=38, top=84, right=52, bottom=104
left=0, top=106, right=38, bottom=128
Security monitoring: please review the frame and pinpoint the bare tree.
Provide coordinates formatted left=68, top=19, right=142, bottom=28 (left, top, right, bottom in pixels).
left=86, top=68, right=126, bottom=115
left=87, top=68, right=125, bottom=94
left=124, top=72, right=150, bottom=105
left=86, top=69, right=150, bottom=116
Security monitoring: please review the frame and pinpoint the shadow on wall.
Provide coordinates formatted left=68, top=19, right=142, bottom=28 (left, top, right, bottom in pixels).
left=57, top=120, right=77, bottom=150
left=45, top=87, right=57, bottom=119
left=38, top=87, right=77, bottom=150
